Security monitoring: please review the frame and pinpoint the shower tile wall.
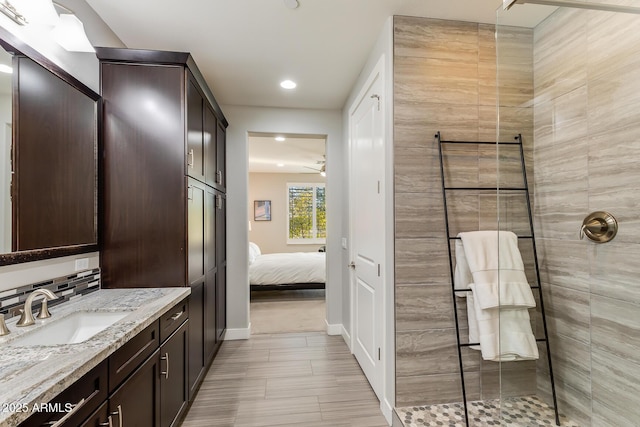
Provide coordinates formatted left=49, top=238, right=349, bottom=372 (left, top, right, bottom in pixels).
left=532, top=7, right=640, bottom=427
left=393, top=16, right=535, bottom=407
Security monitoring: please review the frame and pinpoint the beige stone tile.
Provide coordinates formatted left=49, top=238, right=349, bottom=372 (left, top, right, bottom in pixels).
left=543, top=284, right=591, bottom=345
left=534, top=186, right=588, bottom=241
left=395, top=237, right=449, bottom=285
left=441, top=143, right=479, bottom=188
left=310, top=358, right=360, bottom=376
left=249, top=335, right=309, bottom=349
left=536, top=239, right=589, bottom=292
left=395, top=56, right=478, bottom=106
left=591, top=294, right=640, bottom=365
left=496, top=61, right=534, bottom=108
left=592, top=347, right=640, bottom=427
left=396, top=284, right=455, bottom=331
left=319, top=398, right=383, bottom=421
left=446, top=192, right=480, bottom=236
left=480, top=364, right=536, bottom=399
left=394, top=103, right=479, bottom=146
left=496, top=25, right=534, bottom=63
left=481, top=106, right=533, bottom=145
left=587, top=68, right=640, bottom=135
left=394, top=146, right=441, bottom=194
left=589, top=243, right=640, bottom=304
left=537, top=371, right=592, bottom=427
left=534, top=8, right=588, bottom=100
left=395, top=190, right=444, bottom=239
left=396, top=329, right=461, bottom=376
left=586, top=7, right=640, bottom=82
left=396, top=372, right=480, bottom=406
left=478, top=24, right=497, bottom=63
left=537, top=334, right=591, bottom=402
left=394, top=16, right=478, bottom=62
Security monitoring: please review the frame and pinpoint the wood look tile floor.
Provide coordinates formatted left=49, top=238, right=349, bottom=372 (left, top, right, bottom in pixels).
left=180, top=332, right=389, bottom=427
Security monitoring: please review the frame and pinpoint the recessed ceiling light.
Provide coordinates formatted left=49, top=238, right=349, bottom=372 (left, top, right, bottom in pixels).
left=275, top=136, right=286, bottom=142
left=283, top=0, right=299, bottom=9
left=0, top=64, right=12, bottom=74
left=280, top=80, right=297, bottom=90
left=277, top=163, right=285, bottom=167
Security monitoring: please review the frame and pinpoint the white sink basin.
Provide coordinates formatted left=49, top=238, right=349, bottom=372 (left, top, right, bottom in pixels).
left=10, top=311, right=130, bottom=346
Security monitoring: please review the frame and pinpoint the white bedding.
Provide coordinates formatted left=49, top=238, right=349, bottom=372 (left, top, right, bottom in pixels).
left=249, top=252, right=326, bottom=285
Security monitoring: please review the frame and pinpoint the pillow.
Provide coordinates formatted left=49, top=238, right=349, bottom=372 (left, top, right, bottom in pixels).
left=248, top=242, right=261, bottom=264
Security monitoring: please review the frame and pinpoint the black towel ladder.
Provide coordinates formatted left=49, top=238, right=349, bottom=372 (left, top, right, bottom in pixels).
left=436, top=131, right=560, bottom=426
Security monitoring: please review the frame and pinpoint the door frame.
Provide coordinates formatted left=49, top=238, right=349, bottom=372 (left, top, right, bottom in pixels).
left=347, top=54, right=394, bottom=422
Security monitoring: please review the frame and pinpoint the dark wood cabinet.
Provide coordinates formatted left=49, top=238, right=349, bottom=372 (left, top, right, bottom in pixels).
left=97, top=47, right=228, bottom=412
left=187, top=76, right=205, bottom=182
left=204, top=105, right=218, bottom=187
left=160, top=321, right=189, bottom=427
left=110, top=349, right=161, bottom=427
left=216, top=192, right=227, bottom=341
left=216, top=120, right=227, bottom=190
left=188, top=279, right=205, bottom=400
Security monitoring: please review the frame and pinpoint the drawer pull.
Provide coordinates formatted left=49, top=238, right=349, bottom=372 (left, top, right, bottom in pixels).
left=110, top=405, right=123, bottom=427
left=169, top=310, right=184, bottom=321
left=161, top=352, right=170, bottom=379
left=99, top=417, right=113, bottom=427
left=50, top=398, right=86, bottom=427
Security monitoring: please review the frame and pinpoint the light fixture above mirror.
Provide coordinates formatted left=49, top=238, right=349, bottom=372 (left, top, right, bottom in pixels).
left=0, top=0, right=94, bottom=52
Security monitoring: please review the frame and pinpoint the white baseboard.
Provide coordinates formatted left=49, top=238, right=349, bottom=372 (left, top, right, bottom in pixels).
left=224, top=325, right=251, bottom=340
left=341, top=325, right=352, bottom=350
left=325, top=319, right=342, bottom=336
left=381, top=398, right=393, bottom=425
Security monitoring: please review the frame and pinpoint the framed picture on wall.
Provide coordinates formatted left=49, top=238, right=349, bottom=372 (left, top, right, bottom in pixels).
left=254, top=200, right=271, bottom=221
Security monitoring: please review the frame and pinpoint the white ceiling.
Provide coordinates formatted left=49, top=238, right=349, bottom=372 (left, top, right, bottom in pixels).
left=248, top=133, right=326, bottom=174
left=85, top=0, right=557, bottom=111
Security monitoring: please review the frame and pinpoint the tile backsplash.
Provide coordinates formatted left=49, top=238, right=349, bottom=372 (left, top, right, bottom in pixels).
left=0, top=268, right=100, bottom=320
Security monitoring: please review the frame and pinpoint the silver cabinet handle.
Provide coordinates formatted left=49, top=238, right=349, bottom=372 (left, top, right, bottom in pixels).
left=50, top=398, right=86, bottom=427
left=99, top=416, right=113, bottom=427
left=161, top=352, right=170, bottom=379
left=110, top=405, right=123, bottom=427
left=217, top=170, right=223, bottom=185
left=187, top=149, right=194, bottom=168
left=169, top=310, right=184, bottom=321
left=216, top=194, right=222, bottom=209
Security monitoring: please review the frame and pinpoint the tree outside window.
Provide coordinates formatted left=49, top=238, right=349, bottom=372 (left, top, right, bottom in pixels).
left=287, top=183, right=326, bottom=244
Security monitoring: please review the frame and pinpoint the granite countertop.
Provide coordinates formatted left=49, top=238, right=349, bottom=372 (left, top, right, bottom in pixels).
left=0, top=287, right=190, bottom=427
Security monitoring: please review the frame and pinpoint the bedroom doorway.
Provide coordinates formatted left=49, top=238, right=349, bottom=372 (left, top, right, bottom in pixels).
left=247, top=132, right=328, bottom=335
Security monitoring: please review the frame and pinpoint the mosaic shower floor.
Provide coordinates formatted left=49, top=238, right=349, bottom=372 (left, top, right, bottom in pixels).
left=396, top=396, right=580, bottom=427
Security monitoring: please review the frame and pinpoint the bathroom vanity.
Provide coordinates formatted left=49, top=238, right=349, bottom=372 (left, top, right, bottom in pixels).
left=0, top=288, right=190, bottom=427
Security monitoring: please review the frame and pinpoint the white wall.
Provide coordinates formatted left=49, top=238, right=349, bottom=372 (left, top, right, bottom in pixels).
left=249, top=172, right=326, bottom=254
left=0, top=0, right=122, bottom=289
left=223, top=105, right=343, bottom=337
left=341, top=16, right=394, bottom=420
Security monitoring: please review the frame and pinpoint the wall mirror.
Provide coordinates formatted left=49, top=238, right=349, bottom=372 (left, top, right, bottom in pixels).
left=0, top=29, right=99, bottom=266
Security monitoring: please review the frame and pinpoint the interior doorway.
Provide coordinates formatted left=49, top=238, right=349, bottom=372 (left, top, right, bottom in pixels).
left=246, top=132, right=328, bottom=335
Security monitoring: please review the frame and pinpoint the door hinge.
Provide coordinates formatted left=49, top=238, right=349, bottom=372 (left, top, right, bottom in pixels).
left=378, top=347, right=381, bottom=361
left=377, top=264, right=381, bottom=277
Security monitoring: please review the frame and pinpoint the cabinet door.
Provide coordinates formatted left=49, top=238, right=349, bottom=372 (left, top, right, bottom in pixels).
left=204, top=105, right=218, bottom=187
left=204, top=269, right=217, bottom=362
left=186, top=76, right=205, bottom=181
left=188, top=179, right=205, bottom=285
left=79, top=402, right=108, bottom=427
left=109, top=349, right=161, bottom=427
left=216, top=192, right=227, bottom=340
left=215, top=120, right=226, bottom=189
left=188, top=279, right=205, bottom=400
left=101, top=62, right=186, bottom=288
left=160, top=320, right=188, bottom=427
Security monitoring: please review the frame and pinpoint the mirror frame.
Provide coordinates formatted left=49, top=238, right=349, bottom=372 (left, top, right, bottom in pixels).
left=0, top=26, right=100, bottom=266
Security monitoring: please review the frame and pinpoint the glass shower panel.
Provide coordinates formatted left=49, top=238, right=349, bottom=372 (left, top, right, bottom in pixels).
left=497, top=1, right=640, bottom=426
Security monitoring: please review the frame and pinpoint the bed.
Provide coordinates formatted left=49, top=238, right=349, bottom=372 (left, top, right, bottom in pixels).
left=249, top=242, right=326, bottom=290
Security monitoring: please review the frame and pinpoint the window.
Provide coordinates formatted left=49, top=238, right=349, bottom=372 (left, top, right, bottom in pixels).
left=287, top=183, right=326, bottom=244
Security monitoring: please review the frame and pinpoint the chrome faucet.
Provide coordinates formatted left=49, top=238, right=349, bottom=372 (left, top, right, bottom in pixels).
left=16, top=289, right=57, bottom=327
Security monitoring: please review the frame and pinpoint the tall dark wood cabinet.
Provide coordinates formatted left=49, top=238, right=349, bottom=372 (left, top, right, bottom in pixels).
left=96, top=47, right=228, bottom=406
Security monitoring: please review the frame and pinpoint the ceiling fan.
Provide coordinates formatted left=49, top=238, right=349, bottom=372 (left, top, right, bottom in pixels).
left=304, top=157, right=326, bottom=175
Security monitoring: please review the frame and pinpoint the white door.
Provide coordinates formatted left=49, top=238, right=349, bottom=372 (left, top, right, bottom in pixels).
left=350, top=72, right=384, bottom=400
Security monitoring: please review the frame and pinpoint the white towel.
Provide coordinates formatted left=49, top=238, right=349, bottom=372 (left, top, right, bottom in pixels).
left=470, top=283, right=539, bottom=362
left=458, top=231, right=535, bottom=309
left=454, top=239, right=473, bottom=293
